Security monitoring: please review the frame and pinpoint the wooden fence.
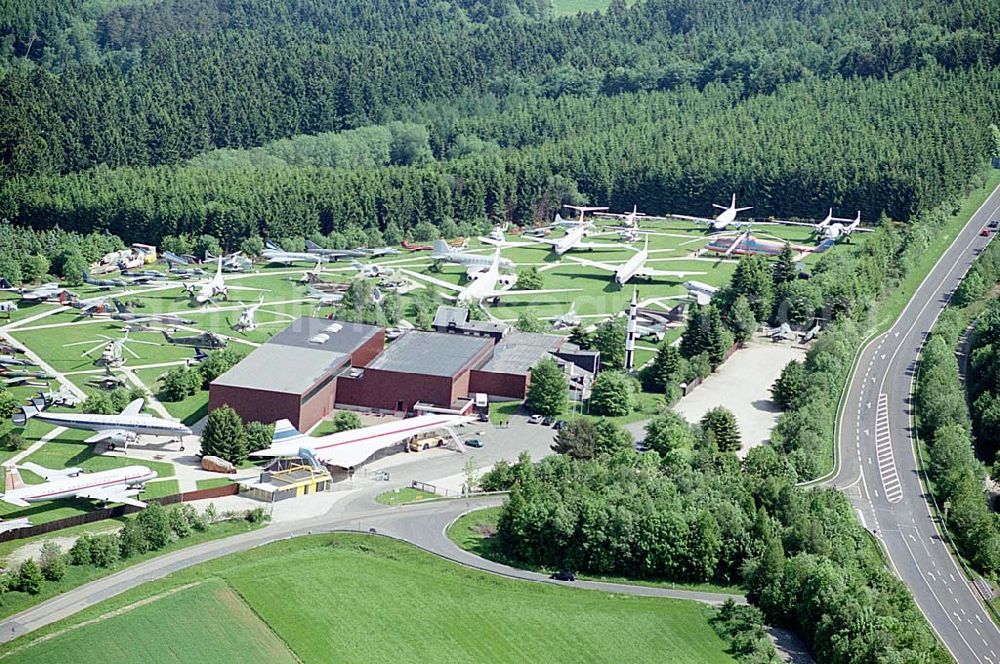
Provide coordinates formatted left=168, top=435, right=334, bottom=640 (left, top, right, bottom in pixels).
left=0, top=483, right=240, bottom=544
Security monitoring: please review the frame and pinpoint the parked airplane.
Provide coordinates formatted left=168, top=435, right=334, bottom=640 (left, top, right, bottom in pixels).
left=550, top=303, right=580, bottom=330
left=19, top=283, right=69, bottom=302
left=110, top=300, right=194, bottom=326
left=478, top=224, right=534, bottom=249
left=305, top=285, right=345, bottom=306
left=598, top=204, right=645, bottom=228
left=416, top=249, right=580, bottom=305
left=528, top=221, right=622, bottom=256
left=13, top=398, right=191, bottom=451
left=361, top=247, right=401, bottom=257
left=683, top=280, right=720, bottom=305
left=304, top=239, right=367, bottom=260
left=351, top=262, right=394, bottom=278
left=0, top=301, right=18, bottom=316
left=3, top=372, right=55, bottom=387
left=183, top=257, right=229, bottom=304
left=251, top=413, right=473, bottom=469
left=0, top=356, right=36, bottom=368
left=162, top=329, right=228, bottom=349
left=30, top=385, right=81, bottom=409
left=671, top=194, right=752, bottom=232
left=262, top=241, right=327, bottom=266
left=814, top=210, right=865, bottom=241
left=431, top=240, right=515, bottom=275
left=1, top=463, right=156, bottom=508
left=230, top=295, right=268, bottom=333
left=205, top=251, right=253, bottom=273
left=565, top=237, right=704, bottom=286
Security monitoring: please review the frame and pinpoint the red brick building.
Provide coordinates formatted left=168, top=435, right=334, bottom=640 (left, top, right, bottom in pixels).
left=209, top=318, right=383, bottom=431
left=336, top=331, right=494, bottom=414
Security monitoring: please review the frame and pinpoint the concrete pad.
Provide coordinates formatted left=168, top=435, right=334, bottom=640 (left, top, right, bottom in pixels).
left=673, top=339, right=807, bottom=457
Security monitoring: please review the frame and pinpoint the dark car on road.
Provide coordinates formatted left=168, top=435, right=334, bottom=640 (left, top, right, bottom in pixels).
left=990, top=219, right=999, bottom=229
left=541, top=416, right=555, bottom=426
left=553, top=420, right=567, bottom=430
left=464, top=438, right=484, bottom=448
left=550, top=570, right=577, bottom=582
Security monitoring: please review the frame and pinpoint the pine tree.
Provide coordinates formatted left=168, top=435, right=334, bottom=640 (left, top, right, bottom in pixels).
left=773, top=243, right=797, bottom=285
left=680, top=305, right=707, bottom=359
left=17, top=559, right=44, bottom=594
left=201, top=405, right=248, bottom=464
left=526, top=357, right=568, bottom=416
left=706, top=306, right=734, bottom=368
left=701, top=406, right=741, bottom=452
left=728, top=294, right=757, bottom=344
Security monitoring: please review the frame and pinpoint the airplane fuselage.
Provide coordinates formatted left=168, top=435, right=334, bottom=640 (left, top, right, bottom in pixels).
left=615, top=250, right=649, bottom=285
left=554, top=226, right=590, bottom=255
left=6, top=466, right=156, bottom=504
left=29, top=411, right=190, bottom=438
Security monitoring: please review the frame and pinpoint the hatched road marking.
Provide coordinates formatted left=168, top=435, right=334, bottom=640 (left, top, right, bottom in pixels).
left=874, top=393, right=903, bottom=503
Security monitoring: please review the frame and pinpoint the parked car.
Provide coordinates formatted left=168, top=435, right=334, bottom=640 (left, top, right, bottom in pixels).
left=541, top=416, right=555, bottom=426
left=634, top=441, right=651, bottom=453
left=553, top=420, right=567, bottom=430
left=550, top=570, right=577, bottom=582
left=981, top=228, right=992, bottom=237
left=989, top=219, right=999, bottom=229
left=527, top=414, right=544, bottom=424
left=477, top=412, right=490, bottom=422
left=464, top=438, right=484, bottom=448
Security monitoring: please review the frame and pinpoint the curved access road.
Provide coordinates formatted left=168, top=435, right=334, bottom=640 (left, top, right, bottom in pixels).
left=828, top=184, right=1000, bottom=663
left=0, top=495, right=743, bottom=646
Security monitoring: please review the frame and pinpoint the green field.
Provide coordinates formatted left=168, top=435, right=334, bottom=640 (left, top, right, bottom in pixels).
left=4, top=534, right=733, bottom=663
left=7, top=579, right=297, bottom=664
left=374, top=486, right=437, bottom=505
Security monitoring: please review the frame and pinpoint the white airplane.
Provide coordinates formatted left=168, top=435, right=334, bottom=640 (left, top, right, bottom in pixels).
left=565, top=237, right=704, bottom=286
left=478, top=225, right=535, bottom=249
left=428, top=249, right=580, bottom=304
left=262, top=248, right=325, bottom=266
left=672, top=194, right=752, bottom=232
left=184, top=256, right=228, bottom=304
left=529, top=221, right=622, bottom=256
left=232, top=295, right=265, bottom=332
left=683, top=280, right=719, bottom=305
left=815, top=210, right=864, bottom=240
left=598, top=204, right=645, bottom=228
left=13, top=398, right=191, bottom=451
left=1, top=463, right=156, bottom=508
left=431, top=240, right=515, bottom=276
left=251, top=414, right=473, bottom=469
left=351, top=261, right=394, bottom=278
left=551, top=303, right=580, bottom=330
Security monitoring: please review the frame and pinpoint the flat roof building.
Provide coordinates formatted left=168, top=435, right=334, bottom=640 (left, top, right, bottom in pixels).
left=432, top=306, right=509, bottom=340
left=209, top=317, right=383, bottom=431
left=337, top=331, right=494, bottom=414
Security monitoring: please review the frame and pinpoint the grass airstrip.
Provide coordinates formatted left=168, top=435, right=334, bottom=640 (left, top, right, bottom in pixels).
left=3, top=534, right=734, bottom=664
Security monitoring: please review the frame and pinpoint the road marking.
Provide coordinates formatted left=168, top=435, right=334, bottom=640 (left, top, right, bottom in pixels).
left=873, top=393, right=902, bottom=503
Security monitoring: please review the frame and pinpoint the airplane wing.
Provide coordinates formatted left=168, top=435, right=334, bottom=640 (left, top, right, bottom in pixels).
left=253, top=414, right=474, bottom=469
left=77, top=486, right=146, bottom=507
left=478, top=237, right=534, bottom=248
left=482, top=287, right=583, bottom=300
left=563, top=256, right=621, bottom=272
left=122, top=398, right=144, bottom=416
left=637, top=267, right=706, bottom=278
left=693, top=292, right=712, bottom=306
left=573, top=241, right=622, bottom=251
left=20, top=462, right=81, bottom=481
left=84, top=429, right=131, bottom=444
left=669, top=214, right=714, bottom=223
left=0, top=495, right=29, bottom=508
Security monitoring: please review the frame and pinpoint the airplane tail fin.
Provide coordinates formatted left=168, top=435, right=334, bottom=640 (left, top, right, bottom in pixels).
left=305, top=239, right=321, bottom=251
left=4, top=464, right=24, bottom=491
left=265, top=240, right=283, bottom=252
left=432, top=239, right=451, bottom=255
left=12, top=403, right=38, bottom=427
left=112, top=299, right=129, bottom=314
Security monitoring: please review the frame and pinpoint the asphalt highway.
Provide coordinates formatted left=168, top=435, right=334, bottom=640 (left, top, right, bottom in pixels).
left=828, top=184, right=1000, bottom=663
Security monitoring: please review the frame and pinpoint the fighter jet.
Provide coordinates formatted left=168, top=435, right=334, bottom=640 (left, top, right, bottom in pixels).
left=361, top=247, right=401, bottom=257
left=550, top=303, right=580, bottom=330
left=262, top=241, right=328, bottom=266
left=13, top=397, right=191, bottom=451
left=3, top=372, right=56, bottom=387
left=183, top=257, right=229, bottom=304
left=110, top=300, right=194, bottom=326
left=0, top=356, right=37, bottom=368
left=351, top=262, right=394, bottom=278
left=19, top=283, right=69, bottom=302
left=671, top=194, right=753, bottom=232
left=683, top=281, right=720, bottom=306
left=1, top=463, right=157, bottom=508
left=305, top=285, right=345, bottom=306
left=161, top=329, right=228, bottom=349
left=302, top=239, right=367, bottom=261
left=86, top=367, right=129, bottom=390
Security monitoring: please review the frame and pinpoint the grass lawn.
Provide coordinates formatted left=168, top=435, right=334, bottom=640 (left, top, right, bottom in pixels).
left=0, top=518, right=262, bottom=622
left=195, top=477, right=233, bottom=490
left=3, top=534, right=733, bottom=663
left=139, top=479, right=179, bottom=500
left=374, top=486, right=436, bottom=505
left=134, top=366, right=209, bottom=425
left=581, top=389, right=666, bottom=426
left=489, top=400, right=522, bottom=424
left=6, top=578, right=295, bottom=664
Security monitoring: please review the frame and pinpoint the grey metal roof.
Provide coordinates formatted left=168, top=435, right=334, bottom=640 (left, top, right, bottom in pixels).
left=266, top=317, right=381, bottom=353
left=211, top=344, right=349, bottom=393
left=432, top=305, right=508, bottom=334
left=480, top=332, right=564, bottom=374
left=366, top=330, right=492, bottom=377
